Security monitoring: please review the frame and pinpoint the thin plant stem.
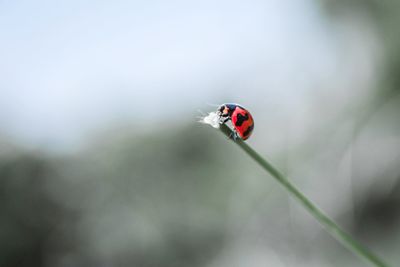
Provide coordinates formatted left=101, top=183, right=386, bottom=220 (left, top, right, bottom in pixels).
left=218, top=124, right=390, bottom=267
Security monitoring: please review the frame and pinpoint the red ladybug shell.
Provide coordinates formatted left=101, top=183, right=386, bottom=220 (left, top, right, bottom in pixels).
left=231, top=106, right=254, bottom=140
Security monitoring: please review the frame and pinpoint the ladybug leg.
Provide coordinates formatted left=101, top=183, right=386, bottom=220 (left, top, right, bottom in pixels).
left=228, top=129, right=239, bottom=141
left=219, top=116, right=230, bottom=124
left=233, top=131, right=239, bottom=141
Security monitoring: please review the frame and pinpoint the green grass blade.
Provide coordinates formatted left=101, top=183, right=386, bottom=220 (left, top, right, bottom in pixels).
left=218, top=124, right=390, bottom=267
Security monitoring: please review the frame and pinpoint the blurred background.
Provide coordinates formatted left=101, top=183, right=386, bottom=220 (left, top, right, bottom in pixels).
left=1, top=0, right=400, bottom=266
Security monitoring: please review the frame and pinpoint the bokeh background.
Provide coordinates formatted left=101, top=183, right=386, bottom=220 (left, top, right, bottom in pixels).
left=1, top=1, right=400, bottom=266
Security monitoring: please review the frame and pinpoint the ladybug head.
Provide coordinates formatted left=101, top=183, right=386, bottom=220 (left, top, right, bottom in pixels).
left=217, top=103, right=236, bottom=117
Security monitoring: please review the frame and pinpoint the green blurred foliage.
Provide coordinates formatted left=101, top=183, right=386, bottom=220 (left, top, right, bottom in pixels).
left=323, top=0, right=400, bottom=100
left=0, top=124, right=277, bottom=267
left=0, top=154, right=75, bottom=267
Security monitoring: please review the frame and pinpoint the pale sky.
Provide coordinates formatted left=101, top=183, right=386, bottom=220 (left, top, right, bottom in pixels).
left=0, top=0, right=348, bottom=150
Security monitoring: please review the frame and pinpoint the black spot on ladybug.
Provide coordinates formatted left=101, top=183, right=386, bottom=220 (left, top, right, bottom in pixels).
left=243, top=124, right=254, bottom=137
left=235, top=113, right=249, bottom=126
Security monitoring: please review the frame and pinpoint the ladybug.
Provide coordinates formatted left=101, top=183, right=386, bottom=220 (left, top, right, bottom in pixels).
left=217, top=103, right=254, bottom=140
